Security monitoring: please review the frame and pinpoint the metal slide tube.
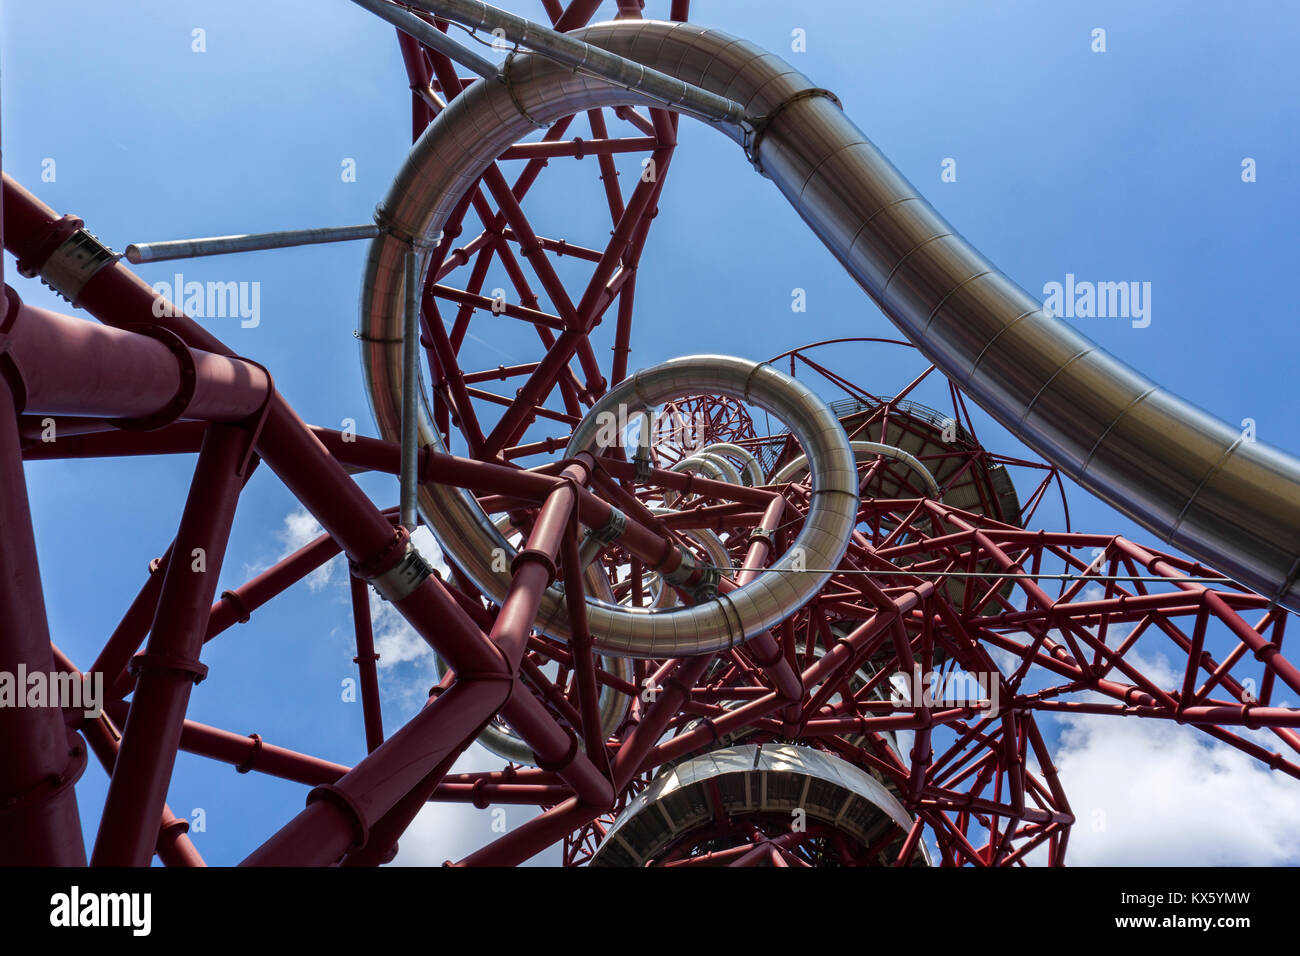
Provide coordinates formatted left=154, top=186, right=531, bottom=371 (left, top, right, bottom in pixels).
left=699, top=442, right=764, bottom=486
left=772, top=440, right=942, bottom=499
left=672, top=452, right=742, bottom=486
left=360, top=17, right=1300, bottom=612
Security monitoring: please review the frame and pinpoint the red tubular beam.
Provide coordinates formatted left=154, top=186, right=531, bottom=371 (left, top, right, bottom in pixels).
left=243, top=678, right=509, bottom=866
left=3, top=292, right=268, bottom=423
left=520, top=656, right=585, bottom=731
left=553, top=0, right=602, bottom=30
left=82, top=721, right=204, bottom=868
left=461, top=361, right=541, bottom=385
left=734, top=495, right=787, bottom=587
left=487, top=460, right=613, bottom=806
left=206, top=529, right=349, bottom=642
left=427, top=782, right=572, bottom=804
left=23, top=420, right=208, bottom=459
left=89, top=547, right=171, bottom=698
left=310, top=427, right=558, bottom=502
left=560, top=524, right=612, bottom=775
left=102, top=706, right=352, bottom=786
left=339, top=746, right=465, bottom=867
left=431, top=283, right=566, bottom=330
left=2, top=178, right=498, bottom=680
left=585, top=110, right=626, bottom=223
left=53, top=649, right=204, bottom=867
left=92, top=424, right=248, bottom=866
left=1201, top=594, right=1300, bottom=698
left=613, top=656, right=712, bottom=791
left=0, top=375, right=87, bottom=865
left=350, top=574, right=385, bottom=753
left=438, top=767, right=561, bottom=787
left=610, top=271, right=636, bottom=385
left=724, top=495, right=801, bottom=713
left=453, top=796, right=594, bottom=867
left=727, top=829, right=807, bottom=868
left=599, top=454, right=779, bottom=507
left=894, top=817, right=926, bottom=866
left=500, top=229, right=603, bottom=263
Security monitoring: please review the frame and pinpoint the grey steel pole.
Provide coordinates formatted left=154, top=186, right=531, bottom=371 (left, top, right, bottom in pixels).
left=399, top=248, right=421, bottom=531
left=402, top=0, right=750, bottom=126
left=350, top=0, right=500, bottom=81
left=125, top=224, right=382, bottom=264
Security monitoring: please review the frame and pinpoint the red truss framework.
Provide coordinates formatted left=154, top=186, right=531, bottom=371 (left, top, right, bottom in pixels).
left=1, top=0, right=1297, bottom=868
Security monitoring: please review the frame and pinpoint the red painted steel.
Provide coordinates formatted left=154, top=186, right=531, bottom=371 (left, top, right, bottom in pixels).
left=1, top=0, right=1297, bottom=868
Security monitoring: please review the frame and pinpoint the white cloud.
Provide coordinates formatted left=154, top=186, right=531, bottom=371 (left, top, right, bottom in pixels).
left=1037, top=712, right=1300, bottom=865
left=274, top=508, right=342, bottom=592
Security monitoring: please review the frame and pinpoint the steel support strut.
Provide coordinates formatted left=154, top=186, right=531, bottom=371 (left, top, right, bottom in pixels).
left=92, top=424, right=249, bottom=865
left=0, top=366, right=87, bottom=865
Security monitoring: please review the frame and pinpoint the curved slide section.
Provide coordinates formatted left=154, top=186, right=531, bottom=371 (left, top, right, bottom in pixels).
left=360, top=17, right=1300, bottom=612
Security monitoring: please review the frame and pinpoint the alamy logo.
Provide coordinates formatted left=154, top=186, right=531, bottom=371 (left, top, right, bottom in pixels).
left=895, top=667, right=1001, bottom=718
left=0, top=666, right=103, bottom=719
left=49, top=886, right=151, bottom=936
left=151, top=272, right=261, bottom=328
left=592, top=406, right=708, bottom=453
left=1042, top=273, right=1151, bottom=328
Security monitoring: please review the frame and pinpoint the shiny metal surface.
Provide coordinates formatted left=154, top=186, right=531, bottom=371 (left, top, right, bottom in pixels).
left=698, top=442, right=764, bottom=486
left=589, top=743, right=928, bottom=866
left=124, top=223, right=381, bottom=264
left=404, top=0, right=748, bottom=125
left=350, top=0, right=501, bottom=81
left=399, top=250, right=420, bottom=530
left=556, top=354, right=858, bottom=656
left=641, top=507, right=733, bottom=609
left=360, top=18, right=1300, bottom=623
left=670, top=452, right=740, bottom=486
left=661, top=451, right=742, bottom=507
left=771, top=440, right=942, bottom=499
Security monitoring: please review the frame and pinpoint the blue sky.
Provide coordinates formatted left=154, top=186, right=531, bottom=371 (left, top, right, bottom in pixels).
left=3, top=0, right=1298, bottom=865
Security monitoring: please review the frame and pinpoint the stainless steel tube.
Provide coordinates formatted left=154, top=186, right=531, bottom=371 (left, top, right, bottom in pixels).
left=125, top=224, right=381, bottom=264
left=360, top=18, right=1300, bottom=615
left=399, top=249, right=421, bottom=530
left=699, top=442, right=764, bottom=487
left=540, top=354, right=858, bottom=656
left=772, top=440, right=942, bottom=500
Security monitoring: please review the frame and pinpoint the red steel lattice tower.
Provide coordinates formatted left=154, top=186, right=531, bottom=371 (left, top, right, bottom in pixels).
left=2, top=0, right=1299, bottom=867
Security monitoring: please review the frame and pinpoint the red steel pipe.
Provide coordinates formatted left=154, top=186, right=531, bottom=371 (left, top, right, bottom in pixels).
left=242, top=678, right=509, bottom=865
left=350, top=574, right=385, bottom=753
left=92, top=424, right=249, bottom=865
left=51, top=649, right=204, bottom=867
left=0, top=376, right=88, bottom=865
